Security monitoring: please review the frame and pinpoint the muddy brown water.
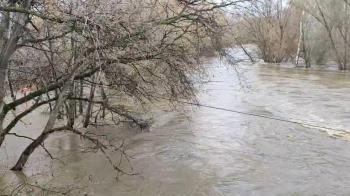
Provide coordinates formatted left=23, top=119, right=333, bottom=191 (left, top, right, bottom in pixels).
left=1, top=60, right=350, bottom=195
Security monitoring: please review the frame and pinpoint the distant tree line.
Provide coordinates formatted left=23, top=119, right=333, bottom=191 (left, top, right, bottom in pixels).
left=232, top=0, right=350, bottom=70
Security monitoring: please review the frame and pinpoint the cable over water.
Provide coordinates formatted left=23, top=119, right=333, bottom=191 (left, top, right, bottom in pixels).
left=158, top=97, right=350, bottom=139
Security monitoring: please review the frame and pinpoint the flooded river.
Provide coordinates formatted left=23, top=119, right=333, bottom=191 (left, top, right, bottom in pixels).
left=1, top=58, right=350, bottom=195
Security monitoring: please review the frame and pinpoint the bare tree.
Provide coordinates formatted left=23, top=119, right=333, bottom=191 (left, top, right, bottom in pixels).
left=0, top=0, right=244, bottom=171
left=302, top=0, right=350, bottom=70
left=234, top=0, right=298, bottom=63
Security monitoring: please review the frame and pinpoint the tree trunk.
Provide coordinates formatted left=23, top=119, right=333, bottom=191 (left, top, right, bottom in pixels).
left=301, top=20, right=311, bottom=68
left=0, top=23, right=27, bottom=146
left=295, top=10, right=305, bottom=65
left=316, top=0, right=345, bottom=70
left=240, top=44, right=255, bottom=62
left=11, top=55, right=81, bottom=170
left=10, top=127, right=65, bottom=171
left=83, top=80, right=96, bottom=128
left=11, top=80, right=73, bottom=171
left=0, top=1, right=33, bottom=147
left=344, top=1, right=349, bottom=70
left=79, top=80, right=83, bottom=114
left=100, top=84, right=107, bottom=119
